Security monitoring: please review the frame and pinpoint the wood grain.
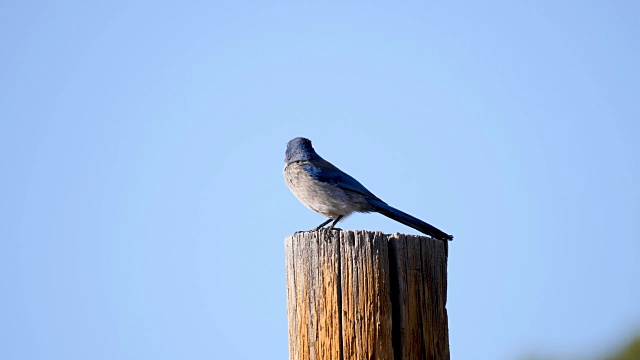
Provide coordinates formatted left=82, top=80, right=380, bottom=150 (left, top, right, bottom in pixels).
left=285, top=230, right=449, bottom=360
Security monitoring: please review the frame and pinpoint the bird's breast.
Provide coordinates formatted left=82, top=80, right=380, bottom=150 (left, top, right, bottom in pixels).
left=284, top=162, right=364, bottom=219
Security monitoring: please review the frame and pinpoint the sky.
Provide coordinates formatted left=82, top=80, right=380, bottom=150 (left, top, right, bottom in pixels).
left=1, top=1, right=639, bottom=359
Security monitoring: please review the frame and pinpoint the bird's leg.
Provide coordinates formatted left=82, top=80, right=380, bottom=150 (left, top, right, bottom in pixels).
left=313, top=218, right=333, bottom=231
left=328, top=215, right=343, bottom=230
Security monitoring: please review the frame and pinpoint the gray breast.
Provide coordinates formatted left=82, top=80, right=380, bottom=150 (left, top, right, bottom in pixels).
left=284, top=162, right=372, bottom=219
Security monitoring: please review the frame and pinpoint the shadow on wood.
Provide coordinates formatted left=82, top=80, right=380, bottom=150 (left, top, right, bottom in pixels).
left=285, top=230, right=449, bottom=360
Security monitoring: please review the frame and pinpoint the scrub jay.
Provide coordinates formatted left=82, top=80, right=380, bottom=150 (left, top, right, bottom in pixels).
left=284, top=137, right=453, bottom=241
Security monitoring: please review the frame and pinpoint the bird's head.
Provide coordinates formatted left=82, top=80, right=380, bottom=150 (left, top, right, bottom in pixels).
left=285, top=137, right=319, bottom=164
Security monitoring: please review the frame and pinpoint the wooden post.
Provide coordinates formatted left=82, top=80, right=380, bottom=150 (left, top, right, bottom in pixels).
left=285, top=230, right=449, bottom=360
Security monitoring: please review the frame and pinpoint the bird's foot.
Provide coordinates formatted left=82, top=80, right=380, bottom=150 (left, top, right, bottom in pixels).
left=314, top=227, right=342, bottom=232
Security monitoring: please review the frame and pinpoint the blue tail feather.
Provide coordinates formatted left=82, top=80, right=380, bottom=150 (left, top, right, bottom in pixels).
left=368, top=199, right=453, bottom=241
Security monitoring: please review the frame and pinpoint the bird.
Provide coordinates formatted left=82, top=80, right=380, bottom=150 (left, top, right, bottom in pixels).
left=283, top=137, right=453, bottom=241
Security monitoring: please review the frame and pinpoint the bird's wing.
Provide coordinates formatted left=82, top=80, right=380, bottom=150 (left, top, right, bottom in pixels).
left=301, top=159, right=385, bottom=202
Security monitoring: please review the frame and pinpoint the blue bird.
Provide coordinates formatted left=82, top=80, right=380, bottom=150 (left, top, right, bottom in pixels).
left=284, top=137, right=453, bottom=241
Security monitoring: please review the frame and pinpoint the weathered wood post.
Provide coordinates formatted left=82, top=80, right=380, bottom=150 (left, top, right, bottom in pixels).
left=285, top=230, right=449, bottom=360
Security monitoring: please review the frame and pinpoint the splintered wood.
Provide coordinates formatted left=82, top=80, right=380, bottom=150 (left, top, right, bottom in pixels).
left=285, top=230, right=449, bottom=360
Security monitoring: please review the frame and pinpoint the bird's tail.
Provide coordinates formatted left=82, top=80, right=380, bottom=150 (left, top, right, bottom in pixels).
left=368, top=199, right=453, bottom=241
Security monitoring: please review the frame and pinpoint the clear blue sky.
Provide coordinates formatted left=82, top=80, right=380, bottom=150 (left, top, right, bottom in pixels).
left=1, top=1, right=639, bottom=359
